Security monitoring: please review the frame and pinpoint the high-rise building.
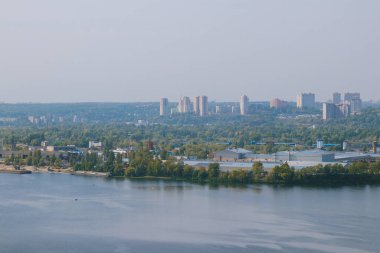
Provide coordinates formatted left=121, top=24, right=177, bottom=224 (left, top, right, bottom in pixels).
left=332, top=92, right=341, bottom=104
left=297, top=93, right=315, bottom=109
left=349, top=98, right=362, bottom=114
left=344, top=92, right=362, bottom=114
left=199, top=96, right=208, bottom=116
left=193, top=96, right=200, bottom=115
left=160, top=98, right=169, bottom=116
left=323, top=103, right=343, bottom=121
left=178, top=96, right=191, bottom=113
left=344, top=92, right=360, bottom=101
left=240, top=95, right=249, bottom=115
left=337, top=101, right=351, bottom=116
left=270, top=98, right=287, bottom=109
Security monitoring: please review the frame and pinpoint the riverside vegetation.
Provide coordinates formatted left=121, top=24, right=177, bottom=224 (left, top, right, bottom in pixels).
left=5, top=149, right=380, bottom=186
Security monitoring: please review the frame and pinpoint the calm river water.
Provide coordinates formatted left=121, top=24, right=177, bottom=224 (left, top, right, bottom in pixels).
left=0, top=173, right=379, bottom=253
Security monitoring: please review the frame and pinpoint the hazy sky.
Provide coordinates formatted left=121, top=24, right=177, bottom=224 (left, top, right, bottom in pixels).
left=1, top=0, right=379, bottom=103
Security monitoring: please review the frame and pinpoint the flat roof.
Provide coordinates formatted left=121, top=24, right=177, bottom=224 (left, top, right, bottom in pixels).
left=276, top=150, right=333, bottom=155
left=184, top=160, right=346, bottom=171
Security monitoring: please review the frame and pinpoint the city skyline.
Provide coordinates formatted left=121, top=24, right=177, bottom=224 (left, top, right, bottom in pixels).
left=1, top=1, right=380, bottom=103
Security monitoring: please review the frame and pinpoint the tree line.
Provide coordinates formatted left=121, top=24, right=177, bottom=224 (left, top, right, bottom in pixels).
left=5, top=147, right=380, bottom=185
left=80, top=149, right=380, bottom=185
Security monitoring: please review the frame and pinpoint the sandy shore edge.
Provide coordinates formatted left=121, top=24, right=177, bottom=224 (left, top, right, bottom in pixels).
left=0, top=164, right=109, bottom=177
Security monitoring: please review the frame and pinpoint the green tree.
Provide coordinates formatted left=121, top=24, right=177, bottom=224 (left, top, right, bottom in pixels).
left=208, top=163, right=220, bottom=180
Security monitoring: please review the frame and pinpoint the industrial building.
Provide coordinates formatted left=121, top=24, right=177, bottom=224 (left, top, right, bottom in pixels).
left=213, top=148, right=253, bottom=162
left=274, top=150, right=335, bottom=163
left=188, top=149, right=379, bottom=173
left=210, top=147, right=378, bottom=170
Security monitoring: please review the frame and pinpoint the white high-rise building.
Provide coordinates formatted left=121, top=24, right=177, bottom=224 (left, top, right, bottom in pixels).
left=240, top=95, right=249, bottom=115
left=193, top=96, right=200, bottom=115
left=297, top=93, right=315, bottom=109
left=178, top=96, right=191, bottom=113
left=199, top=96, right=208, bottom=116
left=160, top=98, right=169, bottom=116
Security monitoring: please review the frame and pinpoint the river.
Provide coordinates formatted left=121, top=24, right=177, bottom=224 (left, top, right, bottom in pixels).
left=0, top=173, right=379, bottom=253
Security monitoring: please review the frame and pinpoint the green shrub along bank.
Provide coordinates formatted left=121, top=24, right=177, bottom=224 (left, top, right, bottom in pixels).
left=6, top=149, right=380, bottom=185
left=121, top=151, right=380, bottom=185
left=125, top=160, right=380, bottom=186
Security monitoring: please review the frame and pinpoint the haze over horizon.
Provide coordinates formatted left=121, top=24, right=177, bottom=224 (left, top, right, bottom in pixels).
left=1, top=0, right=380, bottom=103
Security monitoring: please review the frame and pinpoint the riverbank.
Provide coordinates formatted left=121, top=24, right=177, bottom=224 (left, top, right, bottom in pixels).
left=72, top=171, right=109, bottom=177
left=0, top=164, right=109, bottom=177
left=0, top=169, right=31, bottom=174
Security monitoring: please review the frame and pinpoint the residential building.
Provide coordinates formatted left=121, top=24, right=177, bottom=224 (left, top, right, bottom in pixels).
left=297, top=93, right=315, bottom=109
left=344, top=92, right=360, bottom=101
left=178, top=96, right=191, bottom=113
left=344, top=93, right=362, bottom=114
left=350, top=98, right=362, bottom=114
left=240, top=95, right=249, bottom=115
left=193, top=96, right=200, bottom=115
left=337, top=101, right=351, bottom=116
left=199, top=96, right=208, bottom=116
left=160, top=98, right=169, bottom=116
left=332, top=92, right=341, bottom=104
left=323, top=103, right=343, bottom=120
left=270, top=98, right=287, bottom=109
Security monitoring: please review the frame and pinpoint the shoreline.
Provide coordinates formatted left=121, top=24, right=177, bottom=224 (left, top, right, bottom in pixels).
left=0, top=169, right=32, bottom=174
left=0, top=164, right=109, bottom=177
left=1, top=164, right=380, bottom=187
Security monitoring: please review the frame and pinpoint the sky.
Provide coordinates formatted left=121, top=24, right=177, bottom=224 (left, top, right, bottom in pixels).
left=1, top=0, right=380, bottom=103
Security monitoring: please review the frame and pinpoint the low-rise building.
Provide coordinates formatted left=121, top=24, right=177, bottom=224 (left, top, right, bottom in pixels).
left=213, top=148, right=253, bottom=162
left=46, top=145, right=78, bottom=152
left=89, top=141, right=102, bottom=149
left=275, top=150, right=335, bottom=163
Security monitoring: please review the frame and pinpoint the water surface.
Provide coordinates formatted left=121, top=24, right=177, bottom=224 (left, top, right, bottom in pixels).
left=0, top=173, right=379, bottom=253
